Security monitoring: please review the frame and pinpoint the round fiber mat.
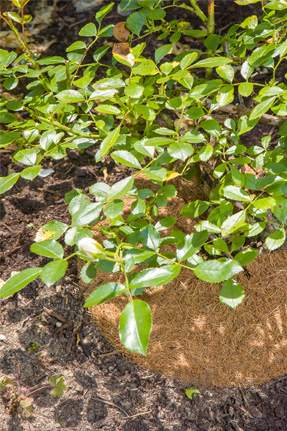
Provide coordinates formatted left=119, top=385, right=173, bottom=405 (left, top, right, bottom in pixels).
left=80, top=176, right=287, bottom=387
left=85, top=251, right=287, bottom=387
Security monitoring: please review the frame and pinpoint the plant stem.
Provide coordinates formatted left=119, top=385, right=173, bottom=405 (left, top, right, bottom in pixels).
left=207, top=0, right=215, bottom=37
left=189, top=0, right=207, bottom=23
left=120, top=253, right=133, bottom=302
left=35, top=115, right=100, bottom=139
left=206, top=0, right=215, bottom=79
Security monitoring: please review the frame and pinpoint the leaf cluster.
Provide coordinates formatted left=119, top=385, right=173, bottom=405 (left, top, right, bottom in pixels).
left=1, top=0, right=287, bottom=356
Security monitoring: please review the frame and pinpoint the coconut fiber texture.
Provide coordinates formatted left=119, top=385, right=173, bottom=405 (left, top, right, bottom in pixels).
left=79, top=176, right=287, bottom=387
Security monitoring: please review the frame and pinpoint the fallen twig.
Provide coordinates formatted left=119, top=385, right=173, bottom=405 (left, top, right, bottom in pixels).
left=91, top=395, right=129, bottom=417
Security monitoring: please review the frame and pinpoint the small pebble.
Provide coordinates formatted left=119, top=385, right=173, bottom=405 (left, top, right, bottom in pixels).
left=75, top=167, right=86, bottom=177
left=68, top=150, right=78, bottom=160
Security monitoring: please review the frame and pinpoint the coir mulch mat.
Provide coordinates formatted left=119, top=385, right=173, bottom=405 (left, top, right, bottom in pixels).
left=80, top=175, right=287, bottom=388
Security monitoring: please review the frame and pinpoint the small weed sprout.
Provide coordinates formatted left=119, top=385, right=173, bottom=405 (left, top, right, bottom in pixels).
left=0, top=372, right=66, bottom=418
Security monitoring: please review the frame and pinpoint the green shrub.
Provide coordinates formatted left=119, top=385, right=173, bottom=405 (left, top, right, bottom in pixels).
left=1, top=0, right=287, bottom=356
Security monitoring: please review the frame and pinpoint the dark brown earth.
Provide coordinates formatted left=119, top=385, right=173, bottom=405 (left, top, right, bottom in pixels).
left=1, top=1, right=287, bottom=430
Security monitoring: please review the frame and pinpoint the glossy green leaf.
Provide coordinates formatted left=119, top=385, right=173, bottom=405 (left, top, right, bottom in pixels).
left=200, top=119, right=220, bottom=137
left=249, top=97, right=276, bottom=120
left=191, top=57, right=231, bottom=68
left=135, top=105, right=156, bottom=121
left=127, top=11, right=145, bottom=35
left=143, top=166, right=167, bottom=181
left=185, top=107, right=205, bottom=119
left=221, top=210, right=246, bottom=236
left=219, top=279, right=245, bottom=309
left=56, top=90, right=85, bottom=103
left=229, top=165, right=245, bottom=186
left=0, top=173, right=20, bottom=194
left=104, top=199, right=124, bottom=218
left=0, top=131, right=21, bottom=148
left=80, top=262, right=97, bottom=284
left=196, top=220, right=221, bottom=233
left=241, top=61, right=254, bottom=80
left=89, top=182, right=110, bottom=198
left=79, top=22, right=97, bottom=37
left=111, top=150, right=141, bottom=169
left=213, top=163, right=226, bottom=179
left=181, top=200, right=210, bottom=218
left=125, top=82, right=144, bottom=98
left=140, top=225, right=160, bottom=250
left=100, top=125, right=121, bottom=157
left=234, top=248, right=258, bottom=266
left=194, top=258, right=243, bottom=283
left=216, top=64, right=234, bottom=83
left=30, top=239, right=64, bottom=259
left=265, top=228, right=286, bottom=251
left=119, top=300, right=152, bottom=355
left=168, top=142, right=193, bottom=161
left=204, top=34, right=221, bottom=51
left=21, top=166, right=41, bottom=181
left=106, top=176, right=134, bottom=201
left=252, top=197, right=276, bottom=209
left=213, top=238, right=229, bottom=253
left=144, top=137, right=173, bottom=146
left=155, top=44, right=173, bottom=63
left=4, top=76, right=19, bottom=90
left=0, top=268, right=42, bottom=299
left=66, top=41, right=86, bottom=52
left=41, top=260, right=68, bottom=287
left=246, top=221, right=266, bottom=237
left=84, top=282, right=126, bottom=307
left=131, top=199, right=146, bottom=216
left=129, top=264, right=181, bottom=289
left=74, top=72, right=95, bottom=89
left=272, top=197, right=287, bottom=223
left=93, top=45, right=110, bottom=61
left=95, top=2, right=114, bottom=23
left=238, top=82, right=253, bottom=97
left=216, top=85, right=234, bottom=107
left=37, top=56, right=65, bottom=65
left=223, top=186, right=251, bottom=202
left=231, top=235, right=245, bottom=253
left=14, top=148, right=38, bottom=166
left=96, top=104, right=120, bottom=115
left=154, top=128, right=177, bottom=136
left=155, top=217, right=176, bottom=231
left=198, top=144, right=213, bottom=161
left=133, top=59, right=158, bottom=76
left=176, top=231, right=209, bottom=262
left=0, top=111, right=17, bottom=123
left=72, top=202, right=103, bottom=226
left=180, top=52, right=198, bottom=70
